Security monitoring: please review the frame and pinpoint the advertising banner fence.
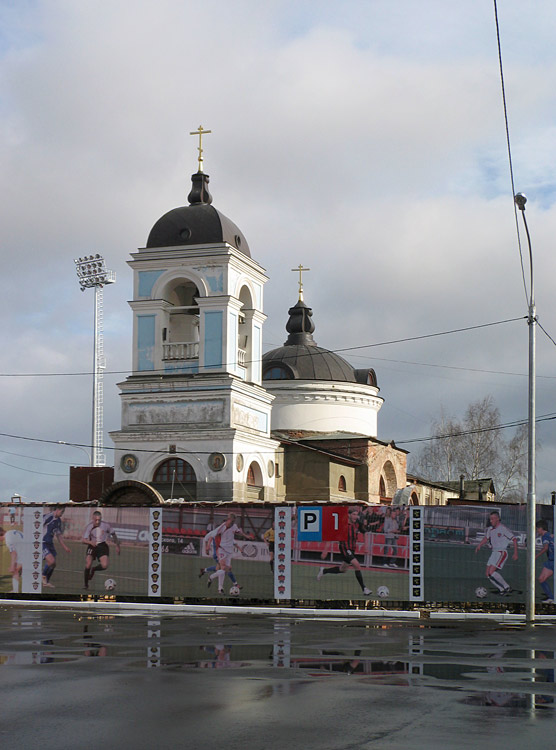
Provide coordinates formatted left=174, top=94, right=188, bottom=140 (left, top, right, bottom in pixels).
left=0, top=502, right=553, bottom=606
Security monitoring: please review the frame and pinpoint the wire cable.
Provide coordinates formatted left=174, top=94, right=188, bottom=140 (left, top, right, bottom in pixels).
left=0, top=315, right=526, bottom=378
left=493, top=0, right=529, bottom=305
left=0, top=458, right=66, bottom=477
left=539, top=322, right=556, bottom=349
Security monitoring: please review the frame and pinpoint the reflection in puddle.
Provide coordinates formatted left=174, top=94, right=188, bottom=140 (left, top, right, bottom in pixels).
left=0, top=608, right=554, bottom=712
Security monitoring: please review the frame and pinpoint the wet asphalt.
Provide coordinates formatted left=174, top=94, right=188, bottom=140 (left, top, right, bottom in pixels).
left=0, top=605, right=555, bottom=749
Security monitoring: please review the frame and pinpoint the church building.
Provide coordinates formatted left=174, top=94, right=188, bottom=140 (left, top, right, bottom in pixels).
left=100, top=137, right=408, bottom=506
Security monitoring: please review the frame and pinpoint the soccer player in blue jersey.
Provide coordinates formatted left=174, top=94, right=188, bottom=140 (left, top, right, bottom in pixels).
left=42, top=505, right=70, bottom=588
left=535, top=520, right=554, bottom=604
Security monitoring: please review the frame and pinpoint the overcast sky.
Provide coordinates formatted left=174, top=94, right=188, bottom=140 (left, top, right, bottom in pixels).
left=1, top=0, right=556, bottom=502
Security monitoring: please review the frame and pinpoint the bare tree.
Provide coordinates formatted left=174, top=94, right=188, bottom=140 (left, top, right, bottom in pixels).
left=410, top=396, right=527, bottom=502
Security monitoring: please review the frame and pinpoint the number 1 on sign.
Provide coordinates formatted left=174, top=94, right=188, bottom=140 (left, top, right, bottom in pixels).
left=321, top=507, right=348, bottom=541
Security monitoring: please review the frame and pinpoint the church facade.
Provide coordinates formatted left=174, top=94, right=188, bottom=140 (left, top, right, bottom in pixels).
left=101, top=155, right=409, bottom=506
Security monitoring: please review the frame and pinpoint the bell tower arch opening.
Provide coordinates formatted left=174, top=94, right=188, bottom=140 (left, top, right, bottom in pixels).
left=161, top=278, right=200, bottom=363
left=238, top=284, right=254, bottom=380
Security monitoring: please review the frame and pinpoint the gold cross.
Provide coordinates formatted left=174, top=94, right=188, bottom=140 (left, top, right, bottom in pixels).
left=291, top=264, right=310, bottom=301
left=189, top=125, right=212, bottom=172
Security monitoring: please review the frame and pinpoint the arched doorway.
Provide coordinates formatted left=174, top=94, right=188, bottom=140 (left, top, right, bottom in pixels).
left=246, top=461, right=263, bottom=500
left=380, top=461, right=398, bottom=501
left=100, top=480, right=164, bottom=506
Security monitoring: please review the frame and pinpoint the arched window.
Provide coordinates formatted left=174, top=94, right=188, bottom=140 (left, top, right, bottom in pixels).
left=247, top=462, right=263, bottom=487
left=263, top=365, right=293, bottom=380
left=153, top=458, right=195, bottom=483
left=152, top=458, right=196, bottom=500
left=338, top=475, right=347, bottom=492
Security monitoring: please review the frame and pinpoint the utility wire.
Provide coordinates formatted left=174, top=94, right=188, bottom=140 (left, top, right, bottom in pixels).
left=1, top=412, right=555, bottom=459
left=0, top=458, right=66, bottom=477
left=0, top=315, right=526, bottom=378
left=539, top=322, right=556, bottom=349
left=0, top=449, right=76, bottom=465
left=494, top=0, right=529, bottom=306
left=348, top=353, right=556, bottom=380
left=397, top=412, right=556, bottom=446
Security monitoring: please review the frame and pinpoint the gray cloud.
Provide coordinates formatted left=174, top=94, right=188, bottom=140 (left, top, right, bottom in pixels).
left=1, top=0, right=556, bottom=501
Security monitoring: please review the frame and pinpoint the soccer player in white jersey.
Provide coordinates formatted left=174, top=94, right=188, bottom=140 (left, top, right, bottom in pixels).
left=0, top=527, right=23, bottom=593
left=82, top=511, right=120, bottom=589
left=475, top=511, right=518, bottom=595
left=203, top=513, right=251, bottom=594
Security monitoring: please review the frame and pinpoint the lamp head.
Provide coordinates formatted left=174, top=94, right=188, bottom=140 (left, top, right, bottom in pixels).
left=514, top=192, right=527, bottom=210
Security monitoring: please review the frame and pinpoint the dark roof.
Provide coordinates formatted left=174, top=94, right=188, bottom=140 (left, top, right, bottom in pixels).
left=263, top=343, right=357, bottom=382
left=407, top=474, right=496, bottom=494
left=263, top=298, right=378, bottom=385
left=146, top=171, right=250, bottom=256
left=442, top=479, right=496, bottom=494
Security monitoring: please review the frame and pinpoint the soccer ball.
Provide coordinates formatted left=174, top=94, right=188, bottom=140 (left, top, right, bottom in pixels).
left=104, top=578, right=116, bottom=591
left=377, top=585, right=390, bottom=599
left=229, top=585, right=240, bottom=596
left=475, top=586, right=488, bottom=599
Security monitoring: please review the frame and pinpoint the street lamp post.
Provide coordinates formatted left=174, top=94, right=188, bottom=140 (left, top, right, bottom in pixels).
left=74, top=255, right=116, bottom=468
left=57, top=441, right=91, bottom=466
left=514, top=192, right=536, bottom=624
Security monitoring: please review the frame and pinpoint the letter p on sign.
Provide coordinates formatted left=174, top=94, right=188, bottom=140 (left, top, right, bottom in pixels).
left=297, top=507, right=322, bottom=541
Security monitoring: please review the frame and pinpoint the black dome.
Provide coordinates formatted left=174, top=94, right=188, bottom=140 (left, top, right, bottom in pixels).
left=147, top=203, right=250, bottom=256
left=262, top=298, right=374, bottom=384
left=146, top=171, right=250, bottom=256
left=263, top=343, right=357, bottom=382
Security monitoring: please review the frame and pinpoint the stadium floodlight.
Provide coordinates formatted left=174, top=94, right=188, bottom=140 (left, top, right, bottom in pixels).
left=514, top=192, right=536, bottom=624
left=74, top=254, right=116, bottom=467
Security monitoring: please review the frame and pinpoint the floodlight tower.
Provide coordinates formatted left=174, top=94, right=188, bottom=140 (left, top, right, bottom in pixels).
left=74, top=254, right=116, bottom=467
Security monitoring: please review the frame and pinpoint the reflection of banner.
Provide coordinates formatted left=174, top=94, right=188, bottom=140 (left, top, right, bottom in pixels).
left=147, top=618, right=161, bottom=668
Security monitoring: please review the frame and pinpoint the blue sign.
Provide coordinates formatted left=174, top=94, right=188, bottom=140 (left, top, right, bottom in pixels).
left=297, top=507, right=322, bottom=541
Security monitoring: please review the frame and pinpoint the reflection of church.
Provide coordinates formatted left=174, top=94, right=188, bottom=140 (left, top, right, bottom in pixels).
left=103, top=141, right=409, bottom=506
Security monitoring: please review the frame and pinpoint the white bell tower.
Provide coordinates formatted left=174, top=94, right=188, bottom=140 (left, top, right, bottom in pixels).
left=110, top=140, right=279, bottom=503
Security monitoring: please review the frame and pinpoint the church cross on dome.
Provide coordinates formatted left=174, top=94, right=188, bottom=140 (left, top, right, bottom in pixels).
left=189, top=125, right=212, bottom=172
left=291, top=264, right=310, bottom=301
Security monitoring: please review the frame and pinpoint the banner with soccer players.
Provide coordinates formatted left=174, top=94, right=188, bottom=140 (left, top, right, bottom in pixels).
left=289, top=505, right=411, bottom=602
left=424, top=505, right=528, bottom=603
left=0, top=502, right=554, bottom=606
left=0, top=505, right=151, bottom=597
left=160, top=504, right=275, bottom=599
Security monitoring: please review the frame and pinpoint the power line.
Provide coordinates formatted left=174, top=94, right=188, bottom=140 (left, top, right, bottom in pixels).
left=349, top=354, right=556, bottom=380
left=1, top=412, right=553, bottom=460
left=539, top=322, right=556, bottom=349
left=0, top=315, right=526, bottom=379
left=0, top=458, right=66, bottom=477
left=493, top=0, right=529, bottom=306
left=0, top=449, right=75, bottom=465
left=397, top=411, right=556, bottom=446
